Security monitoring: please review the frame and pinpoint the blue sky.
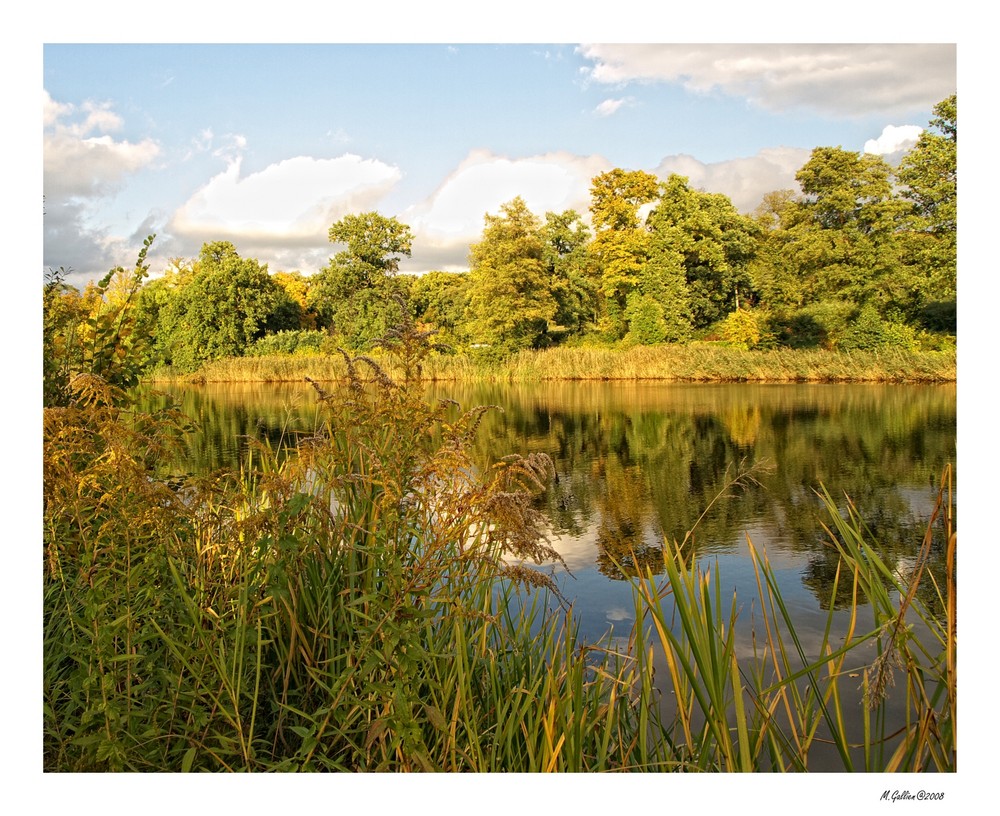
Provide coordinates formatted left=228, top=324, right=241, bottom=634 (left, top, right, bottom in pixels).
left=43, top=42, right=957, bottom=286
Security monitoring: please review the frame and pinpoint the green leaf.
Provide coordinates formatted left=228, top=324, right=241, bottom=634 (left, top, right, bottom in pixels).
left=181, top=746, right=197, bottom=773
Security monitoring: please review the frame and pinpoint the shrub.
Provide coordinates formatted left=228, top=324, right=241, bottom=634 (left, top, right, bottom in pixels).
left=246, top=329, right=336, bottom=357
left=841, top=304, right=918, bottom=352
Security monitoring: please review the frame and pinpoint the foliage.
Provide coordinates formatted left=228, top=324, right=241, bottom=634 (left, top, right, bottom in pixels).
left=408, top=270, right=472, bottom=349
left=540, top=209, right=597, bottom=337
left=156, top=242, right=287, bottom=371
left=771, top=300, right=857, bottom=350
left=43, top=235, right=156, bottom=407
left=307, top=212, right=414, bottom=350
left=647, top=175, right=760, bottom=329
left=623, top=292, right=669, bottom=346
left=246, top=329, right=338, bottom=357
left=588, top=168, right=660, bottom=338
left=719, top=307, right=769, bottom=350
left=841, top=304, right=918, bottom=352
left=466, top=197, right=557, bottom=353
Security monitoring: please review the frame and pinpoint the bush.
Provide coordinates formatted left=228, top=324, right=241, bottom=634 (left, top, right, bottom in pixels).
left=246, top=329, right=337, bottom=357
left=719, top=307, right=772, bottom=350
left=841, top=304, right=918, bottom=352
left=775, top=300, right=855, bottom=349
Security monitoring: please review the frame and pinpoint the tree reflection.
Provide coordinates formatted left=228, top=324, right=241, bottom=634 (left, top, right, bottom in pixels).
left=143, top=379, right=956, bottom=611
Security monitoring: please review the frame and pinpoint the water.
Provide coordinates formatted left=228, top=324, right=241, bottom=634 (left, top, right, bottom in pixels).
left=137, top=378, right=956, bottom=767
left=138, top=379, right=955, bottom=633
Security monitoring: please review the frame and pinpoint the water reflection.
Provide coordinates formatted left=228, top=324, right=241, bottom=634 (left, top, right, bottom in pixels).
left=137, top=380, right=956, bottom=635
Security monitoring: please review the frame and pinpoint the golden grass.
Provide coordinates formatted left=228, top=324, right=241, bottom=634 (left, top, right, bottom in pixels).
left=149, top=344, right=956, bottom=385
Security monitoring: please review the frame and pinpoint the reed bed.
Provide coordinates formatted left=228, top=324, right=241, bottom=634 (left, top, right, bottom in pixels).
left=45, top=336, right=956, bottom=771
left=149, top=344, right=955, bottom=385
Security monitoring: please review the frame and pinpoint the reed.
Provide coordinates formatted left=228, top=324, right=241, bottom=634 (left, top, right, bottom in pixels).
left=629, top=465, right=956, bottom=771
left=149, top=344, right=956, bottom=385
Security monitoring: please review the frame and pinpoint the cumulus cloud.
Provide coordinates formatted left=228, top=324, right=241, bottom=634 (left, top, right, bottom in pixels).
left=168, top=154, right=402, bottom=256
left=401, top=149, right=610, bottom=273
left=654, top=146, right=812, bottom=213
left=863, top=124, right=923, bottom=163
left=43, top=91, right=160, bottom=201
left=579, top=44, right=956, bottom=117
left=43, top=91, right=162, bottom=281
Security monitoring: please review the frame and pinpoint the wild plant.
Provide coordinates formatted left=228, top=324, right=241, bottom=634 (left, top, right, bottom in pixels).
left=628, top=465, right=956, bottom=771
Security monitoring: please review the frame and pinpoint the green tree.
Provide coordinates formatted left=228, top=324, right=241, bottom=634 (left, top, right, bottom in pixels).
left=466, top=197, right=557, bottom=353
left=787, top=147, right=907, bottom=310
left=646, top=175, right=758, bottom=331
left=159, top=241, right=284, bottom=370
left=409, top=270, right=472, bottom=348
left=307, top=212, right=414, bottom=349
left=588, top=169, right=660, bottom=338
left=540, top=209, right=596, bottom=337
left=897, top=94, right=957, bottom=328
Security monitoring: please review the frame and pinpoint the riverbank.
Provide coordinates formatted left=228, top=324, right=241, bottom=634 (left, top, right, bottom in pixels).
left=149, top=344, right=957, bottom=385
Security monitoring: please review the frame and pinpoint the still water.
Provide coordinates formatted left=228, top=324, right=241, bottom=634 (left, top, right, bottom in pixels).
left=138, top=379, right=955, bottom=638
left=138, top=379, right=955, bottom=766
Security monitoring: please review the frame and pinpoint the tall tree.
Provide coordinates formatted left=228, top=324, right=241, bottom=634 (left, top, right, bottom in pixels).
left=588, top=169, right=660, bottom=338
left=466, top=197, right=556, bottom=353
left=781, top=147, right=907, bottom=311
left=307, top=212, right=414, bottom=349
left=540, top=209, right=596, bottom=337
left=897, top=94, right=957, bottom=326
left=646, top=174, right=759, bottom=330
left=409, top=270, right=472, bottom=348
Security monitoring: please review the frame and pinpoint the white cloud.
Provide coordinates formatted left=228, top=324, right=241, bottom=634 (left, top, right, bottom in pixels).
left=864, top=124, right=923, bottom=157
left=595, top=97, right=628, bottom=117
left=401, top=149, right=610, bottom=273
left=43, top=91, right=162, bottom=279
left=579, top=44, right=956, bottom=117
left=44, top=92, right=160, bottom=201
left=168, top=153, right=402, bottom=257
left=654, top=146, right=812, bottom=213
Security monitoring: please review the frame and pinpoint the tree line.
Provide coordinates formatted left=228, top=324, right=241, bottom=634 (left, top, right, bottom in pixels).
left=44, top=95, right=956, bottom=386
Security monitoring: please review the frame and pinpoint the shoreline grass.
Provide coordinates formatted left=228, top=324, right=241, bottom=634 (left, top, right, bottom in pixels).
left=148, top=344, right=956, bottom=386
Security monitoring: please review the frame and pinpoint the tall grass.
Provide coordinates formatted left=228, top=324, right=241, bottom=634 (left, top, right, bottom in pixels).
left=149, top=344, right=956, bottom=385
left=45, top=325, right=955, bottom=771
left=630, top=465, right=955, bottom=771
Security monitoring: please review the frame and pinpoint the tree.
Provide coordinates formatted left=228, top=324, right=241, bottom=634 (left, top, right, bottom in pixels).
left=159, top=241, right=284, bottom=370
left=272, top=271, right=316, bottom=330
left=466, top=197, right=556, bottom=353
left=897, top=94, right=957, bottom=326
left=779, top=147, right=908, bottom=312
left=308, top=212, right=414, bottom=349
left=646, top=175, right=759, bottom=331
left=588, top=169, right=660, bottom=338
left=540, top=209, right=596, bottom=337
left=409, top=270, right=472, bottom=348
left=747, top=190, right=805, bottom=312
left=328, top=212, right=414, bottom=280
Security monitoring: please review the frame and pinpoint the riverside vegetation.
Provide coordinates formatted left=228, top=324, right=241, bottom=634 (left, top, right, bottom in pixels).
left=43, top=273, right=956, bottom=771
left=45, top=97, right=956, bottom=387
